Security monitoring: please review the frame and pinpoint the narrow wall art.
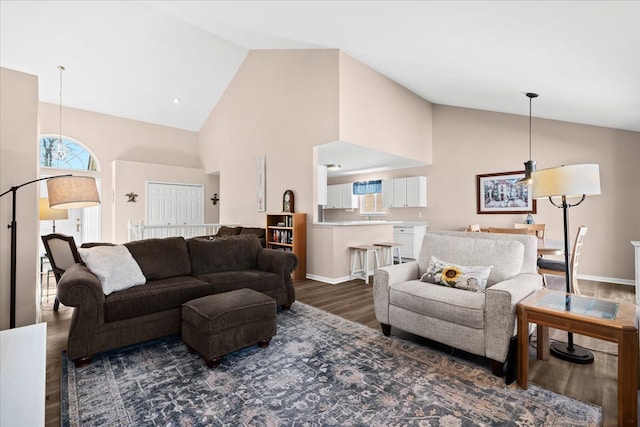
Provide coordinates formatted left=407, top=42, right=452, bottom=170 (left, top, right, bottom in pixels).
left=257, top=156, right=266, bottom=211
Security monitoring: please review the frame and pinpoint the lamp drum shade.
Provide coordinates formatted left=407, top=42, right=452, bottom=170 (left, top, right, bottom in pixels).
left=39, top=198, right=68, bottom=220
left=532, top=164, right=601, bottom=199
left=47, top=176, right=100, bottom=209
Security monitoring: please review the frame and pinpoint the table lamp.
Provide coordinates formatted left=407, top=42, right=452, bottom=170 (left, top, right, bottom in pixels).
left=39, top=197, right=68, bottom=233
left=532, top=163, right=601, bottom=363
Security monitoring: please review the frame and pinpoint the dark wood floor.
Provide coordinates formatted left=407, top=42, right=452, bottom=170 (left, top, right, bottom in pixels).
left=42, top=278, right=634, bottom=426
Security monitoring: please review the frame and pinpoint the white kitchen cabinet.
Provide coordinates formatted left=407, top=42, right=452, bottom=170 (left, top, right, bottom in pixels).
left=405, top=176, right=427, bottom=207
left=393, top=225, right=427, bottom=260
left=383, top=176, right=427, bottom=207
left=382, top=179, right=394, bottom=208
left=317, top=165, right=328, bottom=206
left=633, top=241, right=640, bottom=305
left=324, top=183, right=358, bottom=209
left=325, top=185, right=339, bottom=209
left=340, top=183, right=358, bottom=209
left=392, top=179, right=407, bottom=207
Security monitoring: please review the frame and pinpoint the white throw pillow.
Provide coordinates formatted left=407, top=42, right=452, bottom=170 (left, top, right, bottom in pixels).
left=78, top=245, right=146, bottom=295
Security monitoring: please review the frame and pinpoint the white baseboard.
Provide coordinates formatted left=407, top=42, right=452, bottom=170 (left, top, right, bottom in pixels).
left=577, top=274, right=635, bottom=286
left=305, top=274, right=353, bottom=285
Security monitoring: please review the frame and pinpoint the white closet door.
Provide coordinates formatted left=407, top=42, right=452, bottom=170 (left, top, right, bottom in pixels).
left=147, top=182, right=203, bottom=226
left=176, top=185, right=204, bottom=225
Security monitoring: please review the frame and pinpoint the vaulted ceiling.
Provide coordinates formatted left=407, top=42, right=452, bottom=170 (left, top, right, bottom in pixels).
left=1, top=1, right=639, bottom=133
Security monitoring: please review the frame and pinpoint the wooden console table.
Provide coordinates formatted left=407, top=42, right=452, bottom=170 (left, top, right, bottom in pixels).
left=517, top=289, right=638, bottom=426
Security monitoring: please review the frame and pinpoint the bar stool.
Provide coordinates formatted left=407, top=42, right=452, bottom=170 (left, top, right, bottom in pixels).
left=374, top=242, right=403, bottom=266
left=348, top=245, right=380, bottom=284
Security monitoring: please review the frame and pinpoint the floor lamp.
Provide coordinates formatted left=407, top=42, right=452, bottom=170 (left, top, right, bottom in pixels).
left=0, top=175, right=100, bottom=328
left=531, top=164, right=601, bottom=364
left=39, top=197, right=68, bottom=232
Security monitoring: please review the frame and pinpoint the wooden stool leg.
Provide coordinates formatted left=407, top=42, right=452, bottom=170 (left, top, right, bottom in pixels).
left=350, top=250, right=356, bottom=280
left=364, top=250, right=370, bottom=284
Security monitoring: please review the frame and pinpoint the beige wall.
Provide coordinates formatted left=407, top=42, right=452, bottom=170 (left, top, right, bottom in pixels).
left=198, top=49, right=435, bottom=279
left=0, top=68, right=39, bottom=329
left=38, top=103, right=202, bottom=242
left=427, top=105, right=640, bottom=281
left=112, top=160, right=219, bottom=243
left=326, top=105, right=640, bottom=281
left=198, top=49, right=341, bottom=227
left=338, top=52, right=433, bottom=164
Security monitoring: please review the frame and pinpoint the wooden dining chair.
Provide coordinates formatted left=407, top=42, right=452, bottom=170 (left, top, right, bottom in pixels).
left=488, top=227, right=534, bottom=235
left=514, top=223, right=546, bottom=238
left=41, top=233, right=82, bottom=311
left=537, top=226, right=588, bottom=294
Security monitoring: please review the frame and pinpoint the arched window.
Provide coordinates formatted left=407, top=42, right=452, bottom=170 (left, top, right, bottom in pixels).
left=40, top=135, right=99, bottom=171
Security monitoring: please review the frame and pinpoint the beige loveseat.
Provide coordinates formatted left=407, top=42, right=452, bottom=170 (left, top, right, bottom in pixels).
left=373, top=231, right=541, bottom=383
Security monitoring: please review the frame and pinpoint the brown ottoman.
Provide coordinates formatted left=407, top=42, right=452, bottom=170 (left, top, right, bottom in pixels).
left=181, top=289, right=276, bottom=367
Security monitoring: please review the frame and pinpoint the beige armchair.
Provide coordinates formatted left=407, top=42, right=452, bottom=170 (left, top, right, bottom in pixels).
left=373, top=231, right=541, bottom=383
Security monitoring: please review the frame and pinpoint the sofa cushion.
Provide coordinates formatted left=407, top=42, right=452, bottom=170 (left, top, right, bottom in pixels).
left=77, top=245, right=146, bottom=296
left=187, top=234, right=261, bottom=276
left=240, top=227, right=265, bottom=238
left=124, top=237, right=191, bottom=280
left=419, top=234, right=524, bottom=287
left=421, top=255, right=492, bottom=292
left=215, top=226, right=242, bottom=236
left=103, top=275, right=210, bottom=322
left=537, top=258, right=566, bottom=272
left=195, top=269, right=282, bottom=294
left=390, top=280, right=485, bottom=329
left=240, top=227, right=267, bottom=247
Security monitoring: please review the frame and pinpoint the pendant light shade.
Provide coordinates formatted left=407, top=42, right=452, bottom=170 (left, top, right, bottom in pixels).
left=517, top=93, right=538, bottom=185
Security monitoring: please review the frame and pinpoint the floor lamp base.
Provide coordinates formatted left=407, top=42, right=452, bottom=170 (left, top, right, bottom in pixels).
left=550, top=342, right=594, bottom=364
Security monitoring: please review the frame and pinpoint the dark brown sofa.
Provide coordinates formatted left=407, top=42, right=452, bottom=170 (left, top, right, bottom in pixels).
left=57, top=234, right=297, bottom=366
left=197, top=225, right=267, bottom=247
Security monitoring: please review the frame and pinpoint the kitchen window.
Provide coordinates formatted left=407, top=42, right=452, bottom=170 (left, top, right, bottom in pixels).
left=360, top=193, right=386, bottom=215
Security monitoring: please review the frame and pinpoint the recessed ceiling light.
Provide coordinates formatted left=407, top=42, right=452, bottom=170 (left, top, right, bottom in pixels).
left=326, top=164, right=342, bottom=171
left=172, top=97, right=181, bottom=104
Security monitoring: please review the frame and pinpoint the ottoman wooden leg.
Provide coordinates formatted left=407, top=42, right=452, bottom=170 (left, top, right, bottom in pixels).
left=258, top=337, right=272, bottom=348
left=205, top=357, right=223, bottom=368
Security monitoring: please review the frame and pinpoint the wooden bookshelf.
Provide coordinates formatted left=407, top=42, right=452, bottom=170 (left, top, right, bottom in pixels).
left=266, top=213, right=306, bottom=280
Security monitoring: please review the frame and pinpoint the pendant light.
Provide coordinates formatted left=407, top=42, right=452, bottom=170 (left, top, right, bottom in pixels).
left=517, top=92, right=538, bottom=185
left=52, top=65, right=68, bottom=161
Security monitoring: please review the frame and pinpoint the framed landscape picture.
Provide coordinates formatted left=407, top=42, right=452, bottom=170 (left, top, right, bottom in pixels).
left=476, top=171, right=536, bottom=214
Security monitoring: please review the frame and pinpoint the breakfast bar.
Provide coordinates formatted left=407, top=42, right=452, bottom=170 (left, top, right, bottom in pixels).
left=309, top=221, right=397, bottom=283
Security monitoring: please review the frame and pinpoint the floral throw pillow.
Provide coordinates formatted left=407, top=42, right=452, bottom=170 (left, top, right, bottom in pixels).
left=420, top=255, right=493, bottom=292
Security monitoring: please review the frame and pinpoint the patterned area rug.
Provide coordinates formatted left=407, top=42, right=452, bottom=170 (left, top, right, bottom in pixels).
left=61, top=302, right=601, bottom=426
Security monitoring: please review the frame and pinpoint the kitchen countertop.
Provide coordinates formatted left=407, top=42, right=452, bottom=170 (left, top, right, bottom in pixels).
left=313, top=220, right=402, bottom=226
left=313, top=220, right=429, bottom=227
